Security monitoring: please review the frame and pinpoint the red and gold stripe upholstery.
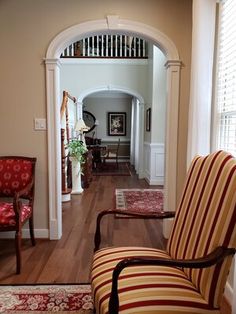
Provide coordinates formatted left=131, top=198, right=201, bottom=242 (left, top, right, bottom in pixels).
left=91, top=151, right=236, bottom=313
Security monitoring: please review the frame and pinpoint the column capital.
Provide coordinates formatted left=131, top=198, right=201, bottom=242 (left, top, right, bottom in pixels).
left=165, top=60, right=182, bottom=69
left=44, top=58, right=61, bottom=67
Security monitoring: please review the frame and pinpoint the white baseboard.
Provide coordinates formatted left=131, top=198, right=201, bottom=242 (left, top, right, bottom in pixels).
left=146, top=177, right=164, bottom=185
left=0, top=229, right=49, bottom=239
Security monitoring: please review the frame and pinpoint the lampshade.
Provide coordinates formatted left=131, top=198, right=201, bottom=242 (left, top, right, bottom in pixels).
left=74, top=119, right=89, bottom=132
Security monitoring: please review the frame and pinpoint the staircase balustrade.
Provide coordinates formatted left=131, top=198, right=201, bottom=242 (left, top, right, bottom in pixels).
left=61, top=35, right=148, bottom=58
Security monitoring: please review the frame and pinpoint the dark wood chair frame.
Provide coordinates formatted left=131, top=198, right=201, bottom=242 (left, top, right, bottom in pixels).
left=102, top=138, right=120, bottom=169
left=0, top=156, right=37, bottom=274
left=94, top=209, right=236, bottom=314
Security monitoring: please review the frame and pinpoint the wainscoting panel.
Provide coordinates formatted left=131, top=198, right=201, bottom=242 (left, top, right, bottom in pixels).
left=144, top=142, right=165, bottom=185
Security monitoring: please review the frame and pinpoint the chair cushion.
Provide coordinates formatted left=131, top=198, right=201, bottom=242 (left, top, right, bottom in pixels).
left=0, top=202, right=32, bottom=226
left=91, top=247, right=220, bottom=314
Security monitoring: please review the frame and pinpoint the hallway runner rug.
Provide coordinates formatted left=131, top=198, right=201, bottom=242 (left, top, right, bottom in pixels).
left=0, top=284, right=93, bottom=313
left=115, top=188, right=164, bottom=215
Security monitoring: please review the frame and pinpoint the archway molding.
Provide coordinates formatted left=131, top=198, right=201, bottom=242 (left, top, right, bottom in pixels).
left=45, top=16, right=181, bottom=239
left=78, top=84, right=145, bottom=104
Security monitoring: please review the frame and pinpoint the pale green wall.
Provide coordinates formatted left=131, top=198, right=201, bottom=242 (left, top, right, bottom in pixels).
left=60, top=61, right=149, bottom=101
left=83, top=96, right=132, bottom=141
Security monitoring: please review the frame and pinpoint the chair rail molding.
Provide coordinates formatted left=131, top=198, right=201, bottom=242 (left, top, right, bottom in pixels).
left=45, top=17, right=181, bottom=239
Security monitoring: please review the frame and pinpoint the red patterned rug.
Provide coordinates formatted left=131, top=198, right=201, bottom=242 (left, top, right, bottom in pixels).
left=0, top=284, right=93, bottom=313
left=115, top=189, right=164, bottom=214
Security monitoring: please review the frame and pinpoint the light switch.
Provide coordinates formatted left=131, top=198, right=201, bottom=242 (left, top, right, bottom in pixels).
left=34, top=118, right=47, bottom=130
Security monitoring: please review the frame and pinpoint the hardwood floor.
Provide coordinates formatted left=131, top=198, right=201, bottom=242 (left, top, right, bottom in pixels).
left=0, top=168, right=165, bottom=283
left=0, top=167, right=231, bottom=314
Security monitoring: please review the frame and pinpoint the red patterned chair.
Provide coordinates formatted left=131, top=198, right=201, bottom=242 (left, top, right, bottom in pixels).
left=91, top=151, right=236, bottom=313
left=0, top=156, right=36, bottom=274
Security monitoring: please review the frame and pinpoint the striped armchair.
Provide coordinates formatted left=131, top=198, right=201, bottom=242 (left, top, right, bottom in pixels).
left=91, top=151, right=236, bottom=313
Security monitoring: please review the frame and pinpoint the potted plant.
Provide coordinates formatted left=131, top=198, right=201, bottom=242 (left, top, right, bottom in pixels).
left=67, top=139, right=88, bottom=164
left=67, top=139, right=88, bottom=194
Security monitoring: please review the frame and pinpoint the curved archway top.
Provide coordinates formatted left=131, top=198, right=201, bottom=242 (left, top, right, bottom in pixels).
left=46, top=16, right=179, bottom=60
left=77, top=84, right=145, bottom=104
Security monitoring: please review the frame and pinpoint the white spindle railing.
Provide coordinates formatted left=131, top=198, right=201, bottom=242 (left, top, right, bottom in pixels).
left=61, top=35, right=148, bottom=58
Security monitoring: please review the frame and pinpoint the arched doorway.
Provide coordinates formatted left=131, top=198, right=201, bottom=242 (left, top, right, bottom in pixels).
left=78, top=85, right=145, bottom=176
left=45, top=16, right=181, bottom=239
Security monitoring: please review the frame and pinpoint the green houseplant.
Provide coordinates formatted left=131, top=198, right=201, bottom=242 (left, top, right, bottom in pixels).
left=67, top=139, right=88, bottom=194
left=67, top=139, right=88, bottom=164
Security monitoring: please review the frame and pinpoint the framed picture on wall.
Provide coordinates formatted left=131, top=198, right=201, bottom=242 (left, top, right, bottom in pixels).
left=108, top=112, right=126, bottom=136
left=146, top=108, right=151, bottom=132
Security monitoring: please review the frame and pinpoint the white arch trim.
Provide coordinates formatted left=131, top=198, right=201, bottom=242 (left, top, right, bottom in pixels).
left=45, top=17, right=181, bottom=239
left=46, top=16, right=179, bottom=60
left=78, top=84, right=145, bottom=103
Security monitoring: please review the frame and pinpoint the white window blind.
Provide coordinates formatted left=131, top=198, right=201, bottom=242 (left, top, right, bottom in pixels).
left=216, top=0, right=236, bottom=156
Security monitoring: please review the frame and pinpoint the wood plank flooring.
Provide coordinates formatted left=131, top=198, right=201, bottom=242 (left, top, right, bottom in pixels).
left=0, top=168, right=165, bottom=283
left=0, top=167, right=231, bottom=313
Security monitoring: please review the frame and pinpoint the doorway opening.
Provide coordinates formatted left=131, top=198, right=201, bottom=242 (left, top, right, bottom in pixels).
left=45, top=16, right=181, bottom=239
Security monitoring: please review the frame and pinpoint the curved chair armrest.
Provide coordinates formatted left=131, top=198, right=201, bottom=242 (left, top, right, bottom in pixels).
left=13, top=179, right=34, bottom=214
left=94, top=209, right=175, bottom=252
left=14, top=179, right=34, bottom=199
left=109, top=246, right=236, bottom=314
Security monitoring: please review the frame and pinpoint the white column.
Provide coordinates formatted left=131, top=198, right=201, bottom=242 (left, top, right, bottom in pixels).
left=138, top=102, right=145, bottom=178
left=187, top=0, right=216, bottom=166
left=45, top=58, right=62, bottom=240
left=82, top=39, right=85, bottom=56
left=101, top=35, right=104, bottom=57
left=163, top=60, right=181, bottom=237
left=70, top=157, right=83, bottom=194
left=106, top=35, right=108, bottom=56
left=76, top=101, right=83, bottom=120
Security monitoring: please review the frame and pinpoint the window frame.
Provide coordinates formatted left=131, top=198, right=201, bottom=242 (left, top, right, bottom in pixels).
left=211, top=0, right=236, bottom=156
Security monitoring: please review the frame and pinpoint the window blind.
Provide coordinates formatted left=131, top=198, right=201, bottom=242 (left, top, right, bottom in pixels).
left=216, top=0, right=236, bottom=156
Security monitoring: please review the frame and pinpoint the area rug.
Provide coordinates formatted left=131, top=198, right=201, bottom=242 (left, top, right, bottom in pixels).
left=0, top=284, right=93, bottom=313
left=93, top=162, right=131, bottom=176
left=115, top=188, right=164, bottom=215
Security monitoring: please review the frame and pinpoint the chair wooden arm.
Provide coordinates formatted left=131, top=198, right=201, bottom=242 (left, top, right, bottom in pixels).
left=13, top=179, right=34, bottom=215
left=109, top=246, right=236, bottom=314
left=14, top=179, right=34, bottom=199
left=94, top=209, right=175, bottom=252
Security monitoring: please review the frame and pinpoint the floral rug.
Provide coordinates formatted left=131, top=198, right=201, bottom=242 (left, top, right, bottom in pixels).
left=0, top=284, right=93, bottom=313
left=115, top=188, right=164, bottom=214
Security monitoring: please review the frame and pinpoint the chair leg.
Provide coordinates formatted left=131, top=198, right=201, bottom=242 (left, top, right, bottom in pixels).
left=29, top=217, right=36, bottom=246
left=15, top=230, right=22, bottom=274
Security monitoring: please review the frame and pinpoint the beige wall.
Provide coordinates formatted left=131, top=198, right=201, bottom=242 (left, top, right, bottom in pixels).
left=0, top=0, right=192, bottom=231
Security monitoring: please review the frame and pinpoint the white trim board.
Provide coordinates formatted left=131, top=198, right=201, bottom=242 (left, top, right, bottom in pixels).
left=0, top=229, right=49, bottom=239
